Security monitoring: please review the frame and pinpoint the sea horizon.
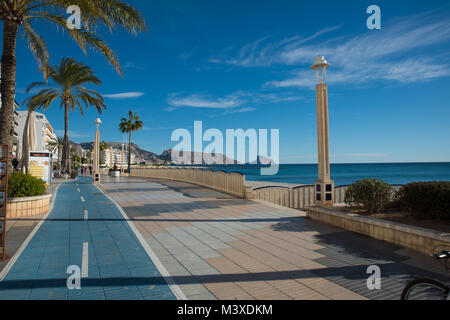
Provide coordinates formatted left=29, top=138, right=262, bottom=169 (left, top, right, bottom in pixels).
left=180, top=162, right=450, bottom=186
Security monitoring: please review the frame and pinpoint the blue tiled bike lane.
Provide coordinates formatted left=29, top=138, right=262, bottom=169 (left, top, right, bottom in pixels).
left=0, top=176, right=177, bottom=300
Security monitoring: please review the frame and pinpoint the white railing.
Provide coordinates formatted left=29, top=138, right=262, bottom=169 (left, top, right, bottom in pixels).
left=129, top=166, right=404, bottom=209
left=246, top=184, right=404, bottom=209
left=130, top=167, right=245, bottom=198
left=247, top=185, right=315, bottom=209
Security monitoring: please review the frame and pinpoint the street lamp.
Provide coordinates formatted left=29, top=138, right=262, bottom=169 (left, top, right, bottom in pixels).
left=94, top=118, right=102, bottom=130
left=311, top=55, right=334, bottom=206
left=310, top=55, right=330, bottom=84
left=93, top=118, right=102, bottom=184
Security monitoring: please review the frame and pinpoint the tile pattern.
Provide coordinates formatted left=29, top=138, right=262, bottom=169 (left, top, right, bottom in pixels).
left=100, top=176, right=450, bottom=300
left=0, top=176, right=176, bottom=300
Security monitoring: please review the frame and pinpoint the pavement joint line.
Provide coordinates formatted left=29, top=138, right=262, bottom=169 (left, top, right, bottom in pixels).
left=80, top=196, right=85, bottom=202
left=81, top=242, right=89, bottom=278
left=94, top=183, right=187, bottom=300
left=0, top=181, right=65, bottom=281
left=84, top=210, right=88, bottom=221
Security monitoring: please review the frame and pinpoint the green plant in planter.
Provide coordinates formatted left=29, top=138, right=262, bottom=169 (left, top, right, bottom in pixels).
left=397, top=181, right=450, bottom=220
left=7, top=172, right=46, bottom=198
left=345, top=178, right=393, bottom=213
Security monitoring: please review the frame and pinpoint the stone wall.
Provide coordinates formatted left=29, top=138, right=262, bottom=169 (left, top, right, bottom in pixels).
left=306, top=206, right=450, bottom=255
left=7, top=194, right=52, bottom=218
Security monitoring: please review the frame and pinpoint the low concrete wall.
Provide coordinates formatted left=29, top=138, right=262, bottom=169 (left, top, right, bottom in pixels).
left=7, top=194, right=52, bottom=218
left=305, top=206, right=450, bottom=255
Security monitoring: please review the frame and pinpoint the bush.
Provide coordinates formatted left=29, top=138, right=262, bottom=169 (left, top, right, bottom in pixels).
left=397, top=181, right=450, bottom=220
left=7, top=171, right=46, bottom=198
left=345, top=178, right=393, bottom=213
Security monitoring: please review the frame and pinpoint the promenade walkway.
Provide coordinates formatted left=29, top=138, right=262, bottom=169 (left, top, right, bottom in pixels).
left=0, top=176, right=176, bottom=300
left=99, top=176, right=449, bottom=300
left=0, top=175, right=448, bottom=300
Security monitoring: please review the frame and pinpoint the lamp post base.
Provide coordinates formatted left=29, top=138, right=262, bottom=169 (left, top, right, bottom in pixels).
left=314, top=180, right=334, bottom=207
left=93, top=171, right=101, bottom=184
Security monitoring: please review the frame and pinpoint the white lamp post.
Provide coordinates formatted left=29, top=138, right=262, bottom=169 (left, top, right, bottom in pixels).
left=93, top=118, right=102, bottom=184
left=311, top=56, right=334, bottom=206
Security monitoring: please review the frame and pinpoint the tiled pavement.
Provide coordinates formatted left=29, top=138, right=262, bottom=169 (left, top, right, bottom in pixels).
left=0, top=176, right=176, bottom=300
left=99, top=176, right=450, bottom=300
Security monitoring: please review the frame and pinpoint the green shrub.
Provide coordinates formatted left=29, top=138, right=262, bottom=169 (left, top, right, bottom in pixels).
left=397, top=181, right=450, bottom=220
left=345, top=178, right=393, bottom=213
left=7, top=171, right=46, bottom=198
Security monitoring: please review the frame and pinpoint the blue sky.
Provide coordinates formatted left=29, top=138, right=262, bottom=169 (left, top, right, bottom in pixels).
left=8, top=0, right=450, bottom=163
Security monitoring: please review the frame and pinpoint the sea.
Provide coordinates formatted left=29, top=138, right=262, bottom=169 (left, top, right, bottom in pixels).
left=185, top=162, right=450, bottom=186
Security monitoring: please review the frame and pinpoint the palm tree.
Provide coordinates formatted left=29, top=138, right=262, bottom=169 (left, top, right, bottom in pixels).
left=99, top=140, right=108, bottom=152
left=119, top=110, right=143, bottom=173
left=25, top=57, right=106, bottom=173
left=0, top=0, right=146, bottom=172
left=47, top=136, right=64, bottom=163
left=99, top=140, right=108, bottom=165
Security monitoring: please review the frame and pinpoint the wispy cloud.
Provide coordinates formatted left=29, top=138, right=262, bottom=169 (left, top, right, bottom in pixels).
left=167, top=90, right=303, bottom=112
left=167, top=93, right=244, bottom=109
left=219, top=107, right=256, bottom=116
left=209, top=26, right=340, bottom=67
left=103, top=92, right=145, bottom=99
left=211, top=12, right=450, bottom=87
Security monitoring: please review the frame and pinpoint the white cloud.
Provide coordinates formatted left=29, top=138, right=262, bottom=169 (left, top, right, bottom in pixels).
left=211, top=12, right=450, bottom=87
left=167, top=93, right=244, bottom=109
left=103, top=92, right=145, bottom=99
left=166, top=90, right=303, bottom=111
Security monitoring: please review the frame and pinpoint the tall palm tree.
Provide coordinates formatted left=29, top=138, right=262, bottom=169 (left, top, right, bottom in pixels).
left=25, top=57, right=106, bottom=173
left=119, top=110, right=143, bottom=173
left=47, top=136, right=64, bottom=163
left=0, top=0, right=146, bottom=172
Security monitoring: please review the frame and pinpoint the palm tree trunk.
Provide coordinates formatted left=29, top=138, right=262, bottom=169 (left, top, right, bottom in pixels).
left=0, top=21, right=19, bottom=174
left=128, top=131, right=132, bottom=173
left=62, top=103, right=70, bottom=173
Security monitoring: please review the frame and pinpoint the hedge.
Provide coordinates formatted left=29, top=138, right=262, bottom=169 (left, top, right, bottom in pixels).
left=345, top=178, right=393, bottom=213
left=7, top=171, right=46, bottom=198
left=397, top=181, right=450, bottom=220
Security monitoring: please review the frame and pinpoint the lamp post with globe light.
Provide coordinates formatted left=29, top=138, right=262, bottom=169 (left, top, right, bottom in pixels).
left=93, top=118, right=102, bottom=184
left=311, top=56, right=334, bottom=206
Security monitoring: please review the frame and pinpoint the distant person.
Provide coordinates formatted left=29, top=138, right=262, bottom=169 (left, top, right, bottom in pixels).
left=81, top=167, right=84, bottom=175
left=89, top=165, right=93, bottom=175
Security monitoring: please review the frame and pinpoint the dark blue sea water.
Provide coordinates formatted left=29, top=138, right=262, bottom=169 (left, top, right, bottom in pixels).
left=190, top=163, right=450, bottom=186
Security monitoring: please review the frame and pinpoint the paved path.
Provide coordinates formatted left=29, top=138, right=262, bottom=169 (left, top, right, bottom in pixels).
left=0, top=176, right=177, bottom=300
left=99, top=176, right=450, bottom=300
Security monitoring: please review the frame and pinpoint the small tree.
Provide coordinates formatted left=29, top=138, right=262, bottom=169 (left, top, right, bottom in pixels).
left=345, top=178, right=393, bottom=213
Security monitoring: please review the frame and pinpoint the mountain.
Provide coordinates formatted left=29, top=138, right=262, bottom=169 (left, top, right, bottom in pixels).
left=160, top=149, right=239, bottom=165
left=70, top=142, right=241, bottom=164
